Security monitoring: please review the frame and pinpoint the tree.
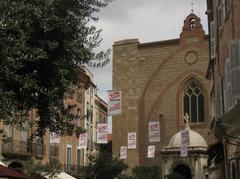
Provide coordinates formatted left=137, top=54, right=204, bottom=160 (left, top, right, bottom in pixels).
left=84, top=152, right=128, bottom=179
left=131, top=165, right=161, bottom=179
left=23, top=158, right=62, bottom=179
left=0, top=0, right=110, bottom=138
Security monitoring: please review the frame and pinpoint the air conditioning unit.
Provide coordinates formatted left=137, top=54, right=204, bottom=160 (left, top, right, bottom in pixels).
left=230, top=40, right=240, bottom=103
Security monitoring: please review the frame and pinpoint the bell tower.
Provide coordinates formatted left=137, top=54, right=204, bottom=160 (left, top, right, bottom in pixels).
left=180, top=13, right=206, bottom=46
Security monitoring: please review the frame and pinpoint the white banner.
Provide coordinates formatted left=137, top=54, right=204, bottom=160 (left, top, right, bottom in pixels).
left=107, top=90, right=122, bottom=116
left=180, top=129, right=190, bottom=157
left=97, top=123, right=108, bottom=144
left=181, top=129, right=190, bottom=146
left=79, top=133, right=88, bottom=149
left=147, top=145, right=155, bottom=158
left=180, top=145, right=188, bottom=157
left=128, top=132, right=136, bottom=149
left=120, top=146, right=127, bottom=159
left=50, top=132, right=60, bottom=143
left=149, top=121, right=160, bottom=142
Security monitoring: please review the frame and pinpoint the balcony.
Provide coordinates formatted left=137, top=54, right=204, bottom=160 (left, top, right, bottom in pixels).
left=2, top=139, right=45, bottom=158
left=64, top=165, right=86, bottom=178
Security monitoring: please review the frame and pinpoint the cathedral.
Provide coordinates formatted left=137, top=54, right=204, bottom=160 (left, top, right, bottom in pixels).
left=112, top=12, right=212, bottom=178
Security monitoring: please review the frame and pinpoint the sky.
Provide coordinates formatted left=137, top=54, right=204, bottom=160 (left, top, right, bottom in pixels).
left=89, top=0, right=208, bottom=133
left=90, top=0, right=208, bottom=102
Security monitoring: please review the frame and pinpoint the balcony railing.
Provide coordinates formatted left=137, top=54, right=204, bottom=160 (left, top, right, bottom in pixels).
left=64, top=165, right=86, bottom=178
left=2, top=139, right=45, bottom=156
left=49, top=145, right=59, bottom=157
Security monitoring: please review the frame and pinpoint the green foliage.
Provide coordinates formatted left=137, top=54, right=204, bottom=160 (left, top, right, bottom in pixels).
left=0, top=0, right=110, bottom=138
left=84, top=152, right=128, bottom=179
left=23, top=158, right=62, bottom=179
left=131, top=165, right=161, bottom=179
left=74, top=126, right=87, bottom=138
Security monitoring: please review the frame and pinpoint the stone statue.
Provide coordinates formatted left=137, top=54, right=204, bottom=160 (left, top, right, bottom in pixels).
left=183, top=113, right=190, bottom=129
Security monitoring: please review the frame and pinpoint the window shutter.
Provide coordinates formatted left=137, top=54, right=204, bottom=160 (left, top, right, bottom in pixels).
left=219, top=79, right=223, bottom=116
left=223, top=84, right=227, bottom=113
left=215, top=82, right=221, bottom=118
left=224, top=58, right=228, bottom=113
left=214, top=85, right=219, bottom=118
left=210, top=21, right=216, bottom=59
left=225, top=58, right=233, bottom=111
left=225, top=0, right=230, bottom=16
left=230, top=41, right=240, bottom=102
left=221, top=0, right=226, bottom=22
left=218, top=5, right=222, bottom=29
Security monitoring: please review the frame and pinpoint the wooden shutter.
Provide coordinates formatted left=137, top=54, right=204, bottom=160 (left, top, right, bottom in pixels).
left=225, top=58, right=233, bottom=111
left=210, top=21, right=216, bottom=59
left=221, top=0, right=226, bottom=22
left=215, top=81, right=222, bottom=118
left=224, top=58, right=228, bottom=113
left=214, top=84, right=219, bottom=118
left=230, top=41, right=240, bottom=101
left=223, top=83, right=227, bottom=113
left=225, top=0, right=230, bottom=17
left=218, top=5, right=222, bottom=29
left=219, top=79, right=223, bottom=116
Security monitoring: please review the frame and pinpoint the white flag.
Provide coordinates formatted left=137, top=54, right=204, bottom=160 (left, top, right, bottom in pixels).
left=149, top=121, right=160, bottom=142
left=147, top=146, right=155, bottom=158
left=180, top=145, right=188, bottom=157
left=128, top=132, right=136, bottom=149
left=120, top=146, right=127, bottom=159
left=79, top=133, right=88, bottom=149
left=97, top=123, right=108, bottom=144
left=107, top=90, right=122, bottom=116
left=180, top=129, right=190, bottom=157
left=181, top=129, right=190, bottom=146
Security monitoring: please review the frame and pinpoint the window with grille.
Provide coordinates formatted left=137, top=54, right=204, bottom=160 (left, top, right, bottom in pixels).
left=183, top=79, right=205, bottom=123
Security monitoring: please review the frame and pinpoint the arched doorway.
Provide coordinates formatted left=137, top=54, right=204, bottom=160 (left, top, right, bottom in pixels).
left=173, top=163, right=192, bottom=179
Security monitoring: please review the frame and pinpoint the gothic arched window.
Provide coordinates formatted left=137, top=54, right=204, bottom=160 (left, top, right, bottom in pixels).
left=183, top=79, right=204, bottom=123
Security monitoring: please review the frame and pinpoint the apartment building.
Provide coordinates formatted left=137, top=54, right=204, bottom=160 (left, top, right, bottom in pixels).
left=50, top=66, right=91, bottom=178
left=82, top=67, right=96, bottom=165
left=0, top=66, right=108, bottom=178
left=206, top=0, right=240, bottom=178
left=94, top=95, right=110, bottom=153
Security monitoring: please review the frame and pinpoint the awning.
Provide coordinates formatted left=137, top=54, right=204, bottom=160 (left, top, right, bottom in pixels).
left=0, top=164, right=33, bottom=179
left=0, top=162, right=6, bottom=167
left=45, top=172, right=76, bottom=179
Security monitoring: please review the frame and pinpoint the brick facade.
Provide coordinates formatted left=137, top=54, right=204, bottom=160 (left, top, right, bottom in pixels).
left=206, top=0, right=240, bottom=178
left=112, top=13, right=211, bottom=172
left=0, top=66, right=109, bottom=178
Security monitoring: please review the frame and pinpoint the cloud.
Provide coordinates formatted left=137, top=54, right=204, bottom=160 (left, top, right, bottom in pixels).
left=99, top=0, right=147, bottom=21
left=92, top=0, right=208, bottom=102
